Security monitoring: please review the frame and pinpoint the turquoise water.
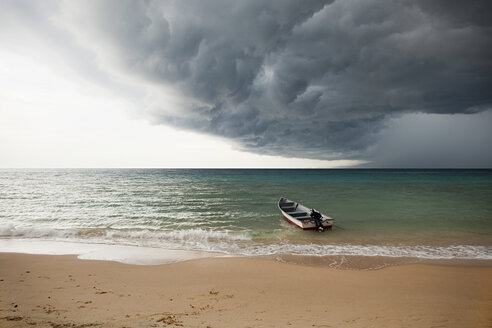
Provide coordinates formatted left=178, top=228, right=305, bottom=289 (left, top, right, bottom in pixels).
left=0, top=169, right=491, bottom=261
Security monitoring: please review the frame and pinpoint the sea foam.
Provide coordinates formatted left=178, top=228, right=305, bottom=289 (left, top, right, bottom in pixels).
left=1, top=223, right=490, bottom=261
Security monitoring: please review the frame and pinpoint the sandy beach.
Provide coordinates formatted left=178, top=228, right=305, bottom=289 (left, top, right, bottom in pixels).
left=0, top=253, right=490, bottom=328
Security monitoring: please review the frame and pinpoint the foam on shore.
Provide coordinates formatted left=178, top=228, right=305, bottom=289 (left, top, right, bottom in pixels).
left=0, top=239, right=224, bottom=265
left=2, top=223, right=491, bottom=262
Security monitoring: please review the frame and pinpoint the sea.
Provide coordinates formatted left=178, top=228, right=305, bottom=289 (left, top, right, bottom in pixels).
left=1, top=169, right=491, bottom=269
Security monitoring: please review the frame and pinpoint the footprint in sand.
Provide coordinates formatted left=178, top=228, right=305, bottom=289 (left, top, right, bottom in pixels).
left=200, top=305, right=213, bottom=311
left=157, top=315, right=183, bottom=327
left=43, top=305, right=56, bottom=314
left=2, top=316, right=23, bottom=321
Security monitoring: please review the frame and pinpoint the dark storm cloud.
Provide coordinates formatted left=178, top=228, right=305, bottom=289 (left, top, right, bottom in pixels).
left=59, top=0, right=492, bottom=160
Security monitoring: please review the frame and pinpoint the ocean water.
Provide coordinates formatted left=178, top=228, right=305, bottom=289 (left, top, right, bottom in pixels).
left=1, top=169, right=491, bottom=266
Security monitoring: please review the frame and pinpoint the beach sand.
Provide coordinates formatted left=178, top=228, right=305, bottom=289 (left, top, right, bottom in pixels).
left=0, top=253, right=490, bottom=328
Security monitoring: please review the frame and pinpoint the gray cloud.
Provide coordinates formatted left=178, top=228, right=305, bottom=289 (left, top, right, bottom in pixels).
left=0, top=0, right=143, bottom=105
left=47, top=1, right=492, bottom=162
left=363, top=110, right=492, bottom=168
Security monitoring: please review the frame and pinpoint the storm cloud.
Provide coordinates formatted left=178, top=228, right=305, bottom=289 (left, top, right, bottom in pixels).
left=40, top=1, right=492, bottom=161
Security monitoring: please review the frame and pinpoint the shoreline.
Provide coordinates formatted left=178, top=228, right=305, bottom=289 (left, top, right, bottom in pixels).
left=1, top=253, right=491, bottom=327
left=0, top=239, right=226, bottom=266
left=1, top=238, right=491, bottom=270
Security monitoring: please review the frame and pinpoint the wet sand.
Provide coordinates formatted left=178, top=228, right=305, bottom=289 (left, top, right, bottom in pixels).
left=0, top=253, right=491, bottom=327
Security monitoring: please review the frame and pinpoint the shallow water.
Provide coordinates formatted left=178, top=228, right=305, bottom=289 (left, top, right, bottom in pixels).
left=1, top=169, right=491, bottom=266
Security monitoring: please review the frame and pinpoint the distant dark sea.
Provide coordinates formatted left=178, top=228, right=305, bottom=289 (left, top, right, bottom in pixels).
left=1, top=169, right=491, bottom=267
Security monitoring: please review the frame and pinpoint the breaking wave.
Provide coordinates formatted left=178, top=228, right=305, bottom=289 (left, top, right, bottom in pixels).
left=1, top=224, right=491, bottom=261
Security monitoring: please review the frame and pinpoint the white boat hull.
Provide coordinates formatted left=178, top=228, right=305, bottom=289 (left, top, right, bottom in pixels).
left=278, top=197, right=334, bottom=230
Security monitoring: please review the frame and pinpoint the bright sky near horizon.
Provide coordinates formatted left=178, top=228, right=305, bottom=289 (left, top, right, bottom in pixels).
left=1, top=0, right=491, bottom=168
left=0, top=51, right=362, bottom=168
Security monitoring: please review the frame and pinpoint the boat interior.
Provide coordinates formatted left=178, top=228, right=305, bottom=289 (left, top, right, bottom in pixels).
left=279, top=199, right=313, bottom=221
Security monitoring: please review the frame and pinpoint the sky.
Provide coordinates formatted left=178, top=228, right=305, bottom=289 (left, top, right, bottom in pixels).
left=1, top=0, right=491, bottom=168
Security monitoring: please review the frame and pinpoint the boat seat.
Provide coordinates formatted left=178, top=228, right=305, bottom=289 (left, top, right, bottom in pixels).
left=290, top=212, right=308, bottom=217
left=281, top=202, right=295, bottom=206
left=296, top=216, right=313, bottom=221
left=281, top=206, right=296, bottom=212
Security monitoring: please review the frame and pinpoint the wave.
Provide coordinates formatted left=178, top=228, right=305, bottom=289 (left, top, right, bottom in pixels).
left=251, top=243, right=492, bottom=260
left=1, top=223, right=491, bottom=260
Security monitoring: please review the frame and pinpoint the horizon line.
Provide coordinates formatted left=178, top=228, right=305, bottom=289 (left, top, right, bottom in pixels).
left=1, top=167, right=491, bottom=170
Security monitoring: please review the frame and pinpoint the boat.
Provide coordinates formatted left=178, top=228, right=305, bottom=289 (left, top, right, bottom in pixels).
left=278, top=197, right=334, bottom=231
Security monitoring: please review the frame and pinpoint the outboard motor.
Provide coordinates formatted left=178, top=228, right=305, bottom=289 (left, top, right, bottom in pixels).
left=310, top=209, right=325, bottom=232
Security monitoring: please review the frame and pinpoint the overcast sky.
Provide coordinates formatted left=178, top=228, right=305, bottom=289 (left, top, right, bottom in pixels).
left=1, top=0, right=491, bottom=168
